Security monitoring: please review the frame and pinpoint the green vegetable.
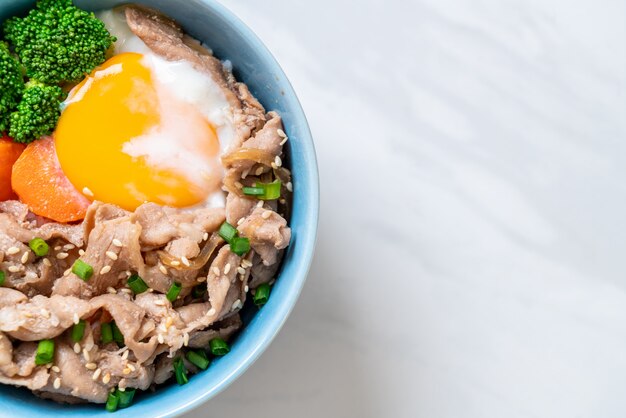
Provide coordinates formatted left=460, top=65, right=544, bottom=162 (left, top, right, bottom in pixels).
left=28, top=237, right=49, bottom=257
left=218, top=222, right=238, bottom=243
left=3, top=0, right=116, bottom=85
left=111, top=321, right=124, bottom=345
left=105, top=391, right=119, bottom=412
left=0, top=42, right=24, bottom=133
left=166, top=282, right=182, bottom=302
left=9, top=81, right=63, bottom=143
left=35, top=339, right=54, bottom=365
left=173, top=357, right=188, bottom=385
left=127, top=274, right=148, bottom=294
left=243, top=180, right=281, bottom=200
left=100, top=322, right=113, bottom=344
left=253, top=283, right=271, bottom=307
left=0, top=271, right=5, bottom=286
left=191, top=284, right=206, bottom=299
left=230, top=237, right=250, bottom=256
left=117, top=388, right=135, bottom=409
left=241, top=186, right=264, bottom=196
left=186, top=350, right=210, bottom=370
left=209, top=338, right=230, bottom=356
left=71, top=320, right=86, bottom=342
left=72, top=259, right=93, bottom=281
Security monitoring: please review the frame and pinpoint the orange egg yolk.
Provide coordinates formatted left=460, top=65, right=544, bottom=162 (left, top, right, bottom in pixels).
left=55, top=53, right=221, bottom=211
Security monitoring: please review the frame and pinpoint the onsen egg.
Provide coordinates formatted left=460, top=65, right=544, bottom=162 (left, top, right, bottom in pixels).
left=54, top=11, right=235, bottom=211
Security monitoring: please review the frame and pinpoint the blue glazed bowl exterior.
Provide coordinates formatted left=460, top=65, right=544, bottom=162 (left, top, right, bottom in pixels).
left=0, top=1, right=319, bottom=417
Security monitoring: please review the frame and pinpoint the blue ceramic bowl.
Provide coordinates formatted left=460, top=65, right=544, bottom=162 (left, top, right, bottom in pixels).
left=0, top=1, right=318, bottom=416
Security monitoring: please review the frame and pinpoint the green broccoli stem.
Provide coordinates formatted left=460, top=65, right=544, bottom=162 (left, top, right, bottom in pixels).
left=9, top=81, right=65, bottom=144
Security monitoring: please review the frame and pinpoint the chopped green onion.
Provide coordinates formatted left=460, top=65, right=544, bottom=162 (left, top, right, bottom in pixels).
left=35, top=339, right=54, bottom=365
left=186, top=350, right=210, bottom=370
left=28, top=238, right=49, bottom=257
left=258, top=180, right=282, bottom=200
left=0, top=271, right=5, bottom=286
left=127, top=274, right=148, bottom=294
left=71, top=320, right=86, bottom=342
left=117, top=388, right=136, bottom=409
left=242, top=186, right=265, bottom=196
left=105, top=391, right=119, bottom=412
left=218, top=222, right=238, bottom=243
left=253, top=283, right=271, bottom=307
left=209, top=338, right=230, bottom=356
left=173, top=357, right=188, bottom=385
left=72, top=259, right=93, bottom=281
left=101, top=322, right=113, bottom=344
left=166, top=282, right=182, bottom=302
left=111, top=321, right=124, bottom=345
left=230, top=237, right=250, bottom=256
left=192, top=285, right=206, bottom=299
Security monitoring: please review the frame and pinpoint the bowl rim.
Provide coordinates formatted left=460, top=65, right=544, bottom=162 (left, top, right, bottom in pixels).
left=0, top=0, right=319, bottom=417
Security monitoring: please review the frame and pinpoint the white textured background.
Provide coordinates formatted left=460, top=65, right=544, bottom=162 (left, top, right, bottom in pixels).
left=187, top=0, right=626, bottom=417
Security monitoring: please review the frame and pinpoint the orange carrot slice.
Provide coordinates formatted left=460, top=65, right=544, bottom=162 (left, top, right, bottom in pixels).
left=11, top=136, right=91, bottom=223
left=0, top=136, right=25, bottom=201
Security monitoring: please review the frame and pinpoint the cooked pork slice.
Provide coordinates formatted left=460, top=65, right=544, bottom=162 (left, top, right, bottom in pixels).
left=249, top=251, right=283, bottom=288
left=237, top=208, right=291, bottom=266
left=225, top=193, right=256, bottom=226
left=0, top=367, right=49, bottom=391
left=187, top=314, right=242, bottom=349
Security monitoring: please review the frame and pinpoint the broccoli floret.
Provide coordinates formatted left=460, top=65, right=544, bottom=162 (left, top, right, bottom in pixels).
left=0, top=42, right=25, bottom=133
left=9, top=81, right=64, bottom=143
left=3, top=0, right=116, bottom=85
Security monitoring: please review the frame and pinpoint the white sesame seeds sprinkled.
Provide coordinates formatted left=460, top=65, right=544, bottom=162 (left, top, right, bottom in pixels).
left=42, top=258, right=52, bottom=267
left=121, top=350, right=129, bottom=360
left=244, top=285, right=249, bottom=292
left=231, top=299, right=242, bottom=311
left=46, top=363, right=53, bottom=369
left=280, top=136, right=288, bottom=146
left=235, top=181, right=244, bottom=189
left=100, top=265, right=112, bottom=275
left=159, top=265, right=168, bottom=275
left=256, top=200, right=264, bottom=208
left=157, top=334, right=164, bottom=344
left=85, top=362, right=97, bottom=370
left=181, top=256, right=190, bottom=267
left=8, top=265, right=20, bottom=273
left=183, top=332, right=189, bottom=347
left=54, top=246, right=62, bottom=251
left=207, top=308, right=216, bottom=316
left=56, top=252, right=69, bottom=260
left=53, top=377, right=61, bottom=389
left=102, top=373, right=111, bottom=384
left=6, top=247, right=19, bottom=256
left=64, top=244, right=75, bottom=251
left=237, top=267, right=246, bottom=275
left=120, top=288, right=132, bottom=294
left=107, top=286, right=116, bottom=294
left=241, top=169, right=250, bottom=179
left=73, top=343, right=81, bottom=354
left=277, top=128, right=287, bottom=138
left=122, top=367, right=131, bottom=375
left=286, top=182, right=293, bottom=192
left=83, top=349, right=91, bottom=361
left=20, top=252, right=29, bottom=264
left=92, top=368, right=102, bottom=380
left=154, top=299, right=165, bottom=306
left=237, top=217, right=245, bottom=226
left=82, top=187, right=94, bottom=197
left=78, top=249, right=85, bottom=256
left=271, top=162, right=278, bottom=169
left=196, top=276, right=205, bottom=282
left=275, top=156, right=282, bottom=167
left=212, top=267, right=220, bottom=276
left=224, top=263, right=231, bottom=274
left=73, top=313, right=79, bottom=325
left=203, top=232, right=209, bottom=241
left=262, top=210, right=272, bottom=220
left=126, top=271, right=132, bottom=277
left=105, top=251, right=118, bottom=261
left=242, top=259, right=253, bottom=268
left=127, top=364, right=136, bottom=372
left=112, top=239, right=123, bottom=248
left=63, top=268, right=71, bottom=276
left=52, top=365, right=60, bottom=373
left=170, top=260, right=180, bottom=267
left=165, top=317, right=173, bottom=329
left=118, top=385, right=126, bottom=391
left=255, top=166, right=265, bottom=176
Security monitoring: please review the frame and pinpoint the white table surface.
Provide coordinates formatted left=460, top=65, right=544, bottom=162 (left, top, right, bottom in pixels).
left=186, top=0, right=626, bottom=417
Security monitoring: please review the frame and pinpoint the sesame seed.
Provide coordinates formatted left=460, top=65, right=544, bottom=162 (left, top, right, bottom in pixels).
left=207, top=308, right=216, bottom=316
left=83, top=349, right=90, bottom=361
left=120, top=288, right=132, bottom=294
left=126, top=271, right=132, bottom=277
left=237, top=217, right=245, bottom=226
left=46, top=363, right=53, bottom=369
left=275, top=156, right=282, bottom=167
left=127, top=364, right=136, bottom=372
left=244, top=285, right=249, bottom=292
left=231, top=299, right=242, bottom=310
left=154, top=299, right=165, bottom=306
left=23, top=311, right=33, bottom=318
left=112, top=239, right=123, bottom=248
left=54, top=246, right=62, bottom=251
left=170, top=260, right=180, bottom=267
left=242, top=259, right=253, bottom=268
left=262, top=210, right=272, bottom=219
left=56, top=252, right=69, bottom=260
left=165, top=317, right=173, bottom=329
left=196, top=276, right=205, bottom=282
left=255, top=166, right=264, bottom=176
left=181, top=256, right=190, bottom=267
left=85, top=362, right=97, bottom=370
left=234, top=181, right=243, bottom=189
left=121, top=350, right=129, bottom=360
left=280, top=136, right=289, bottom=146
left=107, top=287, right=116, bottom=294
left=183, top=333, right=189, bottom=347
left=42, top=258, right=52, bottom=267
left=41, top=309, right=50, bottom=318
left=8, top=265, right=20, bottom=273
left=92, top=368, right=102, bottom=380
left=102, top=373, right=111, bottom=384
left=82, top=187, right=94, bottom=197
left=100, top=265, right=112, bottom=275
left=271, top=162, right=278, bottom=169
left=73, top=343, right=81, bottom=354
left=203, top=232, right=209, bottom=241
left=52, top=365, right=60, bottom=373
left=63, top=268, right=71, bottom=276
left=20, top=252, right=29, bottom=264
left=286, top=182, right=293, bottom=192
left=237, top=267, right=246, bottom=275
left=159, top=265, right=168, bottom=275
left=64, top=244, right=75, bottom=251
left=73, top=313, right=79, bottom=324
left=118, top=385, right=126, bottom=392
left=256, top=200, right=264, bottom=208
left=212, top=267, right=220, bottom=276
left=277, top=128, right=287, bottom=138
left=105, top=251, right=118, bottom=261
left=241, top=169, right=250, bottom=179
left=157, top=334, right=164, bottom=344
left=122, top=368, right=131, bottom=375
left=53, top=377, right=61, bottom=389
left=6, top=247, right=20, bottom=255
left=224, top=263, right=231, bottom=274
left=78, top=249, right=85, bottom=256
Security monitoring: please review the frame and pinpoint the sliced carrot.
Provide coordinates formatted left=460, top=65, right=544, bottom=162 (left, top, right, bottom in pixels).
left=11, top=136, right=91, bottom=223
left=0, top=136, right=25, bottom=201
